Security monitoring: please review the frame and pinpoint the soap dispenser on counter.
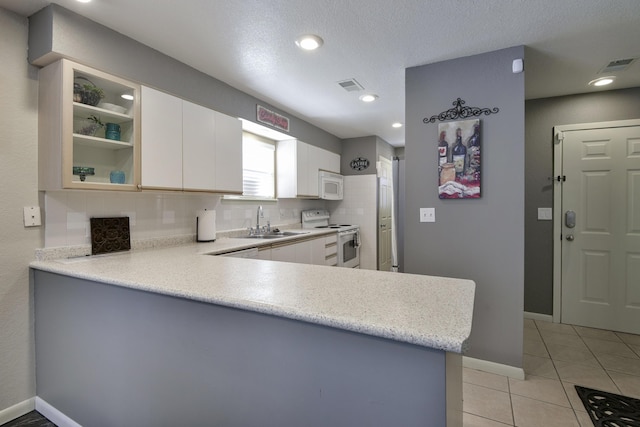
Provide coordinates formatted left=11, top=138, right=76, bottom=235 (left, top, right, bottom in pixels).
left=196, top=209, right=216, bottom=242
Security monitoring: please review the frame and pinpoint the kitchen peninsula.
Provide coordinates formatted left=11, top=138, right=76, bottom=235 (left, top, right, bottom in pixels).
left=30, top=240, right=475, bottom=427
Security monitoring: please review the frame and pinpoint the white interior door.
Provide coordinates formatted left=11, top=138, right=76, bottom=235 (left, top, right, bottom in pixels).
left=378, top=156, right=393, bottom=271
left=557, top=121, right=640, bottom=334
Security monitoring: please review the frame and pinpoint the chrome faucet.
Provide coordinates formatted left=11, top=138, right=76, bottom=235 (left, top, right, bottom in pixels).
left=256, top=205, right=262, bottom=233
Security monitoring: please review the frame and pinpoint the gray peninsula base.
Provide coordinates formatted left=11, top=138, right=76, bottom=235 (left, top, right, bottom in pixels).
left=33, top=270, right=462, bottom=426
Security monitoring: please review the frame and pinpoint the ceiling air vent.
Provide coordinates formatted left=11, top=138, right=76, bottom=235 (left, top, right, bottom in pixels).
left=337, top=78, right=364, bottom=92
left=600, top=58, right=637, bottom=73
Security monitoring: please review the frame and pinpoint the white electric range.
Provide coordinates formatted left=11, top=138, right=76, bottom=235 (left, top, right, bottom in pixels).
left=301, top=210, right=360, bottom=268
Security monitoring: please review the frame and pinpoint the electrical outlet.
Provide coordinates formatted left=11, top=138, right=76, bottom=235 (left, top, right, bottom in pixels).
left=420, top=208, right=435, bottom=223
left=23, top=206, right=42, bottom=227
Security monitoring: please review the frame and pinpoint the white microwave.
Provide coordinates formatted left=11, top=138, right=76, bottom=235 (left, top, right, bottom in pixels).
left=319, top=171, right=343, bottom=200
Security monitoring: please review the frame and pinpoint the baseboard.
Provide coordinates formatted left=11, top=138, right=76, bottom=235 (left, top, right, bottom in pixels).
left=35, top=397, right=82, bottom=427
left=463, top=356, right=525, bottom=380
left=524, top=311, right=553, bottom=322
left=0, top=398, right=35, bottom=425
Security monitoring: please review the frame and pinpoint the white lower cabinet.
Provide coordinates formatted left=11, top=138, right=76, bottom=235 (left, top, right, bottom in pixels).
left=219, top=247, right=259, bottom=259
left=271, top=243, right=298, bottom=263
left=256, top=233, right=336, bottom=266
left=324, top=234, right=338, bottom=266
left=311, top=237, right=326, bottom=265
left=295, top=240, right=314, bottom=264
left=258, top=247, right=272, bottom=260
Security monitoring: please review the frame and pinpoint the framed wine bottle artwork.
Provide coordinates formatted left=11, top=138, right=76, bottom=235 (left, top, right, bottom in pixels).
left=437, top=119, right=481, bottom=199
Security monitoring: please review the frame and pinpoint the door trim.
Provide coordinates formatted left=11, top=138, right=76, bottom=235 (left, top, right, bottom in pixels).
left=552, top=118, right=640, bottom=324
left=377, top=156, right=393, bottom=271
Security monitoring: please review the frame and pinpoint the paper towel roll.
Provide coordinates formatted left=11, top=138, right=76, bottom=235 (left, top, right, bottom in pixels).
left=196, top=209, right=216, bottom=242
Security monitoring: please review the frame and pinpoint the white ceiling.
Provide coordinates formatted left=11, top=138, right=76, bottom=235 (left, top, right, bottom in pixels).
left=2, top=0, right=640, bottom=147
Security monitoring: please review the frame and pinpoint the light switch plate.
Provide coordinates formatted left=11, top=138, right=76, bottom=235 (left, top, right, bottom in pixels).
left=537, top=207, right=552, bottom=221
left=23, top=206, right=41, bottom=227
left=420, top=208, right=435, bottom=223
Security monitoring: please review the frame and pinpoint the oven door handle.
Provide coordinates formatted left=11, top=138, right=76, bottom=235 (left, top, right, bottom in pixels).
left=351, top=231, right=361, bottom=248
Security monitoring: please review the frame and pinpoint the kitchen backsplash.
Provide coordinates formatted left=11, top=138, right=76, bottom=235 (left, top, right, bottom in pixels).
left=43, top=191, right=325, bottom=248
left=40, top=176, right=379, bottom=269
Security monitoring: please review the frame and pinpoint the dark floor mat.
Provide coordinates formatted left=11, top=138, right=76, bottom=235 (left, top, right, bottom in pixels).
left=0, top=411, right=56, bottom=427
left=576, top=385, right=640, bottom=427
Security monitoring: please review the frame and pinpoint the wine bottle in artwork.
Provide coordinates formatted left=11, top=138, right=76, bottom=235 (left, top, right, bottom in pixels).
left=466, top=123, right=481, bottom=180
left=451, top=127, right=466, bottom=177
left=438, top=131, right=449, bottom=168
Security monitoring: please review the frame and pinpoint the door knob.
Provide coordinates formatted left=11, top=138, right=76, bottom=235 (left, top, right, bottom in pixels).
left=566, top=234, right=574, bottom=241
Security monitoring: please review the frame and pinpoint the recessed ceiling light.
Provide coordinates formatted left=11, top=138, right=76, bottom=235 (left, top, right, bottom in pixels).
left=295, top=34, right=324, bottom=51
left=588, top=76, right=616, bottom=87
left=392, top=122, right=403, bottom=128
left=77, top=0, right=91, bottom=3
left=359, top=94, right=378, bottom=103
left=121, top=94, right=134, bottom=101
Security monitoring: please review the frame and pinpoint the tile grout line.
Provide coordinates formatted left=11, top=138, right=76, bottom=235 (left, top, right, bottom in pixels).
left=551, top=323, right=587, bottom=419
left=576, top=327, right=638, bottom=395
left=533, top=320, right=583, bottom=425
left=506, top=367, right=515, bottom=427
left=589, top=330, right=624, bottom=395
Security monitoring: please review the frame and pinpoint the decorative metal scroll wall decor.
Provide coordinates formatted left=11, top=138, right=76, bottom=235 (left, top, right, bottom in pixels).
left=423, top=98, right=499, bottom=124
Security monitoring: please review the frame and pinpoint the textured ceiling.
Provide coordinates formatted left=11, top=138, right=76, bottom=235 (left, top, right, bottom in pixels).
left=2, top=0, right=640, bottom=147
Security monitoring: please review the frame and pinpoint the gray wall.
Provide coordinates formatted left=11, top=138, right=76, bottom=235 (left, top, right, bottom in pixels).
left=0, top=7, right=40, bottom=414
left=28, top=4, right=341, bottom=154
left=524, top=87, right=640, bottom=314
left=340, top=136, right=378, bottom=175
left=340, top=136, right=396, bottom=175
left=376, top=137, right=395, bottom=163
left=405, top=46, right=525, bottom=367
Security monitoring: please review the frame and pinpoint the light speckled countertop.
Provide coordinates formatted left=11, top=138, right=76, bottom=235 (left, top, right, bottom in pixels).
left=30, top=234, right=475, bottom=353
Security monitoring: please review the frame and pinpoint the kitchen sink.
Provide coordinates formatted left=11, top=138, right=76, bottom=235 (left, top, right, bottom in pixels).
left=240, top=231, right=309, bottom=239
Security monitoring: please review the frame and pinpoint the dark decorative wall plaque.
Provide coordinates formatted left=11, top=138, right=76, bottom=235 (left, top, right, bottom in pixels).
left=350, top=157, right=370, bottom=171
left=90, top=217, right=131, bottom=255
left=423, top=98, right=499, bottom=124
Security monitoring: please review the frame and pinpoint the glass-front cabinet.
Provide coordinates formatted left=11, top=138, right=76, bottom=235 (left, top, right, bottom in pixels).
left=39, top=59, right=141, bottom=191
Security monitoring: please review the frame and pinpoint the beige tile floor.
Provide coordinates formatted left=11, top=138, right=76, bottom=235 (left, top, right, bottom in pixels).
left=462, top=319, right=640, bottom=426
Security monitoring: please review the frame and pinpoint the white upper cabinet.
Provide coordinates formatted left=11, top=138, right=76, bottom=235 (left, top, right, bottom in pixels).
left=213, top=111, right=243, bottom=194
left=141, top=86, right=183, bottom=189
left=276, top=139, right=340, bottom=198
left=317, top=146, right=340, bottom=173
left=141, top=86, right=242, bottom=194
left=38, top=59, right=141, bottom=191
left=182, top=100, right=216, bottom=191
left=276, top=139, right=308, bottom=198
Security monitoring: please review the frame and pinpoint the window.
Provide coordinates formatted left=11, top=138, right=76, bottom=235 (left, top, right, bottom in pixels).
left=242, top=132, right=275, bottom=199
